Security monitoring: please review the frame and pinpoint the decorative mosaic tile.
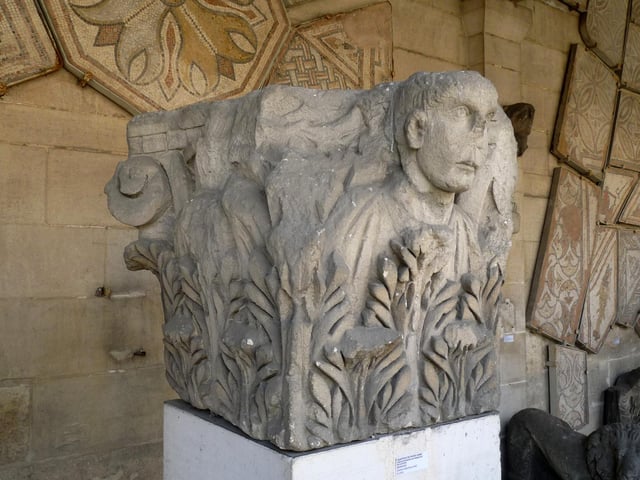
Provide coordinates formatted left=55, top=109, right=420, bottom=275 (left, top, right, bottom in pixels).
left=268, top=3, right=391, bottom=90
left=580, top=0, right=628, bottom=68
left=578, top=227, right=617, bottom=353
left=619, top=181, right=640, bottom=226
left=632, top=0, right=640, bottom=24
left=611, top=90, right=640, bottom=172
left=622, top=23, right=640, bottom=92
left=39, top=0, right=290, bottom=113
left=552, top=45, right=618, bottom=177
left=0, top=0, right=60, bottom=90
left=549, top=344, right=588, bottom=429
left=598, top=168, right=638, bottom=224
left=528, top=167, right=599, bottom=345
left=617, top=230, right=640, bottom=327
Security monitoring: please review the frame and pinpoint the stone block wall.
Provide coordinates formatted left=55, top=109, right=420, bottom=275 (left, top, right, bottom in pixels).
left=3, top=0, right=640, bottom=477
left=0, top=70, right=172, bottom=478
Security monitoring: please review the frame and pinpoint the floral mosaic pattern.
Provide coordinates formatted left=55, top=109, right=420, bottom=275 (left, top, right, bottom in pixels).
left=581, top=0, right=628, bottom=68
left=549, top=345, right=588, bottom=429
left=39, top=0, right=289, bottom=112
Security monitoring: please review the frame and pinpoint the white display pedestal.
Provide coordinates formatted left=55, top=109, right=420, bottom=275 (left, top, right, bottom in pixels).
left=164, top=400, right=501, bottom=480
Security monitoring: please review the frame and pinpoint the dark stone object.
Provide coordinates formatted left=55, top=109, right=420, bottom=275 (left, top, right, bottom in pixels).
left=506, top=408, right=640, bottom=480
left=604, top=367, right=640, bottom=425
left=504, top=102, right=535, bottom=156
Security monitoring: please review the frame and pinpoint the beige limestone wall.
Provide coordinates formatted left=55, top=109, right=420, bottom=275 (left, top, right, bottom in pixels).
left=0, top=69, right=172, bottom=478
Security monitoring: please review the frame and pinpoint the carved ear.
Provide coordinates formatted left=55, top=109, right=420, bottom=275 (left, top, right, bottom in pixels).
left=405, top=110, right=428, bottom=150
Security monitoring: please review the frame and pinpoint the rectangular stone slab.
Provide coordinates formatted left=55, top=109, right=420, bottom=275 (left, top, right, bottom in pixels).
left=610, top=90, right=640, bottom=172
left=552, top=45, right=617, bottom=179
left=548, top=345, right=588, bottom=429
left=622, top=23, right=640, bottom=92
left=598, top=167, right=638, bottom=224
left=580, top=0, right=628, bottom=68
left=617, top=230, right=640, bottom=327
left=527, top=167, right=599, bottom=345
left=577, top=227, right=618, bottom=353
left=618, top=179, right=640, bottom=226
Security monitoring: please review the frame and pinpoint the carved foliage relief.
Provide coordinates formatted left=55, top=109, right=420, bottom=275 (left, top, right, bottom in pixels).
left=38, top=0, right=290, bottom=112
left=549, top=345, right=588, bottom=429
left=553, top=45, right=617, bottom=177
left=268, top=3, right=392, bottom=90
left=528, top=168, right=598, bottom=345
left=0, top=0, right=60, bottom=89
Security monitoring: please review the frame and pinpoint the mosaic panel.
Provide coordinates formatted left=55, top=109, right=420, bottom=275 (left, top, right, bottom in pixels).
left=619, top=181, right=640, bottom=225
left=598, top=168, right=638, bottom=224
left=611, top=90, right=640, bottom=172
left=632, top=0, right=640, bottom=24
left=578, top=227, right=618, bottom=353
left=622, top=23, right=640, bottom=92
left=553, top=45, right=618, bottom=177
left=549, top=345, right=588, bottom=429
left=618, top=230, right=640, bottom=327
left=528, top=167, right=599, bottom=344
left=559, top=0, right=588, bottom=11
left=39, top=0, right=290, bottom=113
left=0, top=0, right=60, bottom=89
left=268, top=3, right=391, bottom=90
left=580, top=0, right=628, bottom=68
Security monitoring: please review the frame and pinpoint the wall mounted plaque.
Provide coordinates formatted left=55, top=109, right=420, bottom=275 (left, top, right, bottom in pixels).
left=599, top=168, right=638, bottom=224
left=268, top=3, right=392, bottom=90
left=528, top=167, right=598, bottom=344
left=622, top=23, right=640, bottom=92
left=617, top=230, right=640, bottom=327
left=549, top=344, right=589, bottom=429
left=610, top=90, right=640, bottom=172
left=577, top=227, right=618, bottom=353
left=39, top=0, right=290, bottom=113
left=580, top=0, right=628, bottom=68
left=552, top=45, right=617, bottom=179
left=0, top=0, right=60, bottom=90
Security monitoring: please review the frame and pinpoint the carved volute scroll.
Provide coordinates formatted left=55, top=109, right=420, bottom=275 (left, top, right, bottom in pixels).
left=106, top=71, right=517, bottom=450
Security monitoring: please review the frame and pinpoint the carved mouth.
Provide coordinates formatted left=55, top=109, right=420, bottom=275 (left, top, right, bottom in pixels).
left=457, top=161, right=477, bottom=172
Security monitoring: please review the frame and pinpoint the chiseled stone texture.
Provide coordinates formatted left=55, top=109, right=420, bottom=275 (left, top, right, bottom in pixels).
left=106, top=71, right=517, bottom=450
left=0, top=384, right=30, bottom=465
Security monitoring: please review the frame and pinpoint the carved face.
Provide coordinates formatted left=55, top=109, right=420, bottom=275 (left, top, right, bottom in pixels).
left=405, top=81, right=498, bottom=193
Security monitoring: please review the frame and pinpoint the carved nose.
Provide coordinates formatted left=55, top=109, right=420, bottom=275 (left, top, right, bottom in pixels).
left=472, top=115, right=486, bottom=135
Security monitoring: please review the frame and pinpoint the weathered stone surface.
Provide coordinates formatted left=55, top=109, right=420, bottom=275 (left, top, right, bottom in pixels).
left=617, top=230, right=640, bottom=327
left=598, top=167, right=638, bottom=224
left=577, top=227, right=617, bottom=353
left=610, top=90, right=640, bottom=173
left=553, top=45, right=617, bottom=177
left=0, top=441, right=162, bottom=480
left=0, top=384, right=30, bottom=465
left=580, top=0, right=628, bottom=68
left=106, top=72, right=517, bottom=450
left=548, top=344, right=588, bottom=429
left=527, top=167, right=599, bottom=345
left=618, top=179, right=640, bottom=226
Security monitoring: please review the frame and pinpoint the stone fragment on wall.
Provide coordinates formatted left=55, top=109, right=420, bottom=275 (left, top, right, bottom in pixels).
left=617, top=230, right=640, bottom=327
left=268, top=3, right=392, bottom=90
left=577, top=227, right=617, bottom=353
left=553, top=45, right=617, bottom=180
left=549, top=344, right=588, bottom=429
left=610, top=90, right=640, bottom=172
left=38, top=0, right=290, bottom=113
left=527, top=167, right=598, bottom=345
left=580, top=0, right=628, bottom=68
left=598, top=168, right=638, bottom=224
left=0, top=0, right=60, bottom=92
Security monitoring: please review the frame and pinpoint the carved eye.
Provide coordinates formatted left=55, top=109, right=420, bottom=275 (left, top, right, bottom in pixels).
left=452, top=105, right=471, bottom=118
left=487, top=110, right=497, bottom=122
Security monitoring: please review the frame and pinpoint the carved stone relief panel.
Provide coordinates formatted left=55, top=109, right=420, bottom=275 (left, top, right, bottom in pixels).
left=580, top=0, right=629, bottom=68
left=553, top=45, right=617, bottom=178
left=622, top=23, right=640, bottom=92
left=599, top=168, right=638, bottom=224
left=528, top=167, right=599, bottom=344
left=610, top=90, right=640, bottom=172
left=617, top=230, right=640, bottom=327
left=268, top=3, right=392, bottom=90
left=38, top=0, right=290, bottom=113
left=549, top=344, right=588, bottom=429
left=0, top=0, right=60, bottom=91
left=578, top=227, right=618, bottom=353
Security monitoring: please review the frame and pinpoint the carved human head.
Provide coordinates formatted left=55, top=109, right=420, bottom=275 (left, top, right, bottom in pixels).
left=393, top=71, right=499, bottom=194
